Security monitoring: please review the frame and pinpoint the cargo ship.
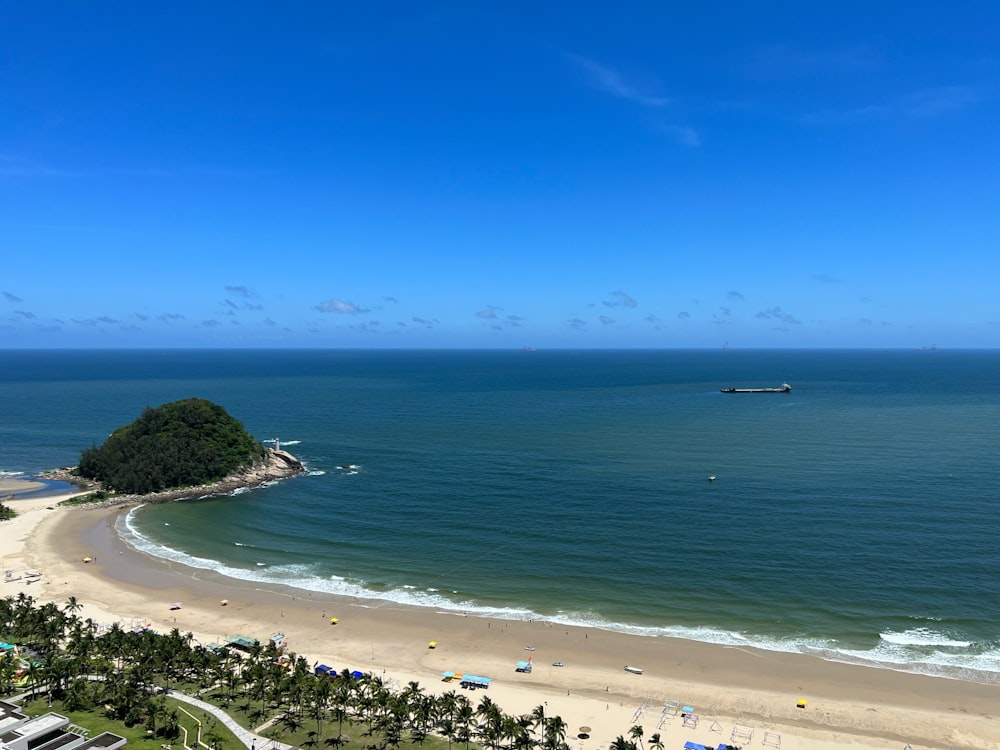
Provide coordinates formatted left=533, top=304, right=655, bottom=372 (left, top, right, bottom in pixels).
left=720, top=383, right=791, bottom=393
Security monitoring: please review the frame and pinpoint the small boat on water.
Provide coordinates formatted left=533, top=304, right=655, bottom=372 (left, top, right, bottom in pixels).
left=720, top=383, right=791, bottom=394
left=624, top=665, right=644, bottom=674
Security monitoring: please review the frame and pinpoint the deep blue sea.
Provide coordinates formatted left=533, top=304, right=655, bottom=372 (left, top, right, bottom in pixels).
left=3, top=349, right=999, bottom=684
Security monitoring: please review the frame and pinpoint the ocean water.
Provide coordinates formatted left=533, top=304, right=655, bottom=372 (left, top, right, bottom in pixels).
left=2, top=348, right=999, bottom=684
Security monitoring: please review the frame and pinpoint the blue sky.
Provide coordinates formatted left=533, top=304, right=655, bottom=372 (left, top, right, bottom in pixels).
left=2, top=2, right=998, bottom=349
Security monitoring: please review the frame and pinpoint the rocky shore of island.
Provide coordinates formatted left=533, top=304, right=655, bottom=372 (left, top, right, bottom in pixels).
left=39, top=448, right=304, bottom=509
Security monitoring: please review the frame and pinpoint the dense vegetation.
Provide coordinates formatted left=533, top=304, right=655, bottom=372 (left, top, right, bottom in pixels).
left=77, top=398, right=268, bottom=494
left=0, top=594, right=661, bottom=750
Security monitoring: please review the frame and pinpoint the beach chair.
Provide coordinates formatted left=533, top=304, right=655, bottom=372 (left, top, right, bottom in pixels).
left=682, top=713, right=699, bottom=729
left=731, top=725, right=753, bottom=744
left=762, top=732, right=781, bottom=748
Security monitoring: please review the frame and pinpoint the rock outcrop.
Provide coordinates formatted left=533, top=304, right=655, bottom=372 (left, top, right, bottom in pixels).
left=42, top=447, right=304, bottom=508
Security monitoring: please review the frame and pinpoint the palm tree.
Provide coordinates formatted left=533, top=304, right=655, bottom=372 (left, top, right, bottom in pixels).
left=611, top=737, right=637, bottom=750
left=64, top=595, right=82, bottom=614
left=475, top=696, right=505, bottom=750
left=544, top=715, right=568, bottom=750
left=530, top=704, right=546, bottom=744
left=648, top=733, right=664, bottom=750
left=629, top=724, right=645, bottom=750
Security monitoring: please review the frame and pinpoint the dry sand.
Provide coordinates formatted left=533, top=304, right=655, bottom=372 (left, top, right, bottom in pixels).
left=2, top=481, right=998, bottom=750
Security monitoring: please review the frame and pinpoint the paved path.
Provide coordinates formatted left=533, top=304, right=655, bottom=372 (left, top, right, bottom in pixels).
left=166, top=690, right=295, bottom=750
left=8, top=686, right=295, bottom=750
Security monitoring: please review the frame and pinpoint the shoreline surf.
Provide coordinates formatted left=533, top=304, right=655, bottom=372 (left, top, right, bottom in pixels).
left=118, top=492, right=1000, bottom=687
left=9, top=498, right=1000, bottom=750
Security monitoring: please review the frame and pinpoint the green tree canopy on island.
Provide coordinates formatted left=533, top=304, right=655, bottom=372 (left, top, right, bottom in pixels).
left=77, top=398, right=268, bottom=494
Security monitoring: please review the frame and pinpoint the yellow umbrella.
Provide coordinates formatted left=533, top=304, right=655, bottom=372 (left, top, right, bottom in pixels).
left=428, top=641, right=438, bottom=649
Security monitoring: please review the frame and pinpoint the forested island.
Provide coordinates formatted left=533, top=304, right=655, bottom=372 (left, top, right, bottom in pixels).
left=50, top=398, right=303, bottom=503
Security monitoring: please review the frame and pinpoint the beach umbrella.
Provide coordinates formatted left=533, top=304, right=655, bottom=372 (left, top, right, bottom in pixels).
left=578, top=727, right=591, bottom=734
left=82, top=557, right=92, bottom=563
left=220, top=599, right=229, bottom=606
left=428, top=641, right=438, bottom=648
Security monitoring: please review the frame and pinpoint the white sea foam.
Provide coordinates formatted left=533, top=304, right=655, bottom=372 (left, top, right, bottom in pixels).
left=828, top=639, right=1000, bottom=684
left=306, top=470, right=326, bottom=477
left=116, top=506, right=1000, bottom=685
left=0, top=469, right=26, bottom=477
left=880, top=627, right=972, bottom=648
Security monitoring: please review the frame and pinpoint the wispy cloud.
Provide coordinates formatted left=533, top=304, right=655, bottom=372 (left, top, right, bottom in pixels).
left=223, top=286, right=263, bottom=312
left=804, top=86, right=979, bottom=125
left=677, top=311, right=691, bottom=320
left=605, top=290, right=638, bottom=308
left=3, top=291, right=23, bottom=303
left=756, top=306, right=801, bottom=325
left=475, top=305, right=502, bottom=319
left=317, top=299, right=369, bottom=314
left=568, top=317, right=587, bottom=330
left=727, top=291, right=745, bottom=302
left=14, top=310, right=35, bottom=319
left=598, top=315, right=614, bottom=325
left=565, top=52, right=669, bottom=108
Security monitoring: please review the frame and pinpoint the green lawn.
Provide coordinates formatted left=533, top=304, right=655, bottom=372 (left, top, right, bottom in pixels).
left=19, top=695, right=243, bottom=750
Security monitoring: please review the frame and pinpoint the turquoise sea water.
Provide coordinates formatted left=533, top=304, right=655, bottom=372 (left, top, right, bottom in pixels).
left=2, top=349, right=999, bottom=684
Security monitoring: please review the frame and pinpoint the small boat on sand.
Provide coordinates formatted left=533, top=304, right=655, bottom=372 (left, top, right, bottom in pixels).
left=624, top=665, right=644, bottom=674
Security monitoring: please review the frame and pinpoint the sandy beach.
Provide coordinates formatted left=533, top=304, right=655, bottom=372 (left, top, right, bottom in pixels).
left=2, top=481, right=998, bottom=750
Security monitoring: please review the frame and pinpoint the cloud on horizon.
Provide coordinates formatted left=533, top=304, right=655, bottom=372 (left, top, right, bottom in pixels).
left=605, top=290, right=638, bottom=308
left=756, top=306, right=801, bottom=325
left=318, top=299, right=369, bottom=314
left=475, top=306, right=502, bottom=319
